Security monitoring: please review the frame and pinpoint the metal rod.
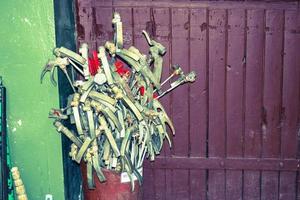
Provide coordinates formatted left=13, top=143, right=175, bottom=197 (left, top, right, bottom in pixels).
left=62, top=69, right=76, bottom=92
left=156, top=82, right=181, bottom=99
left=153, top=72, right=176, bottom=94
left=68, top=59, right=84, bottom=75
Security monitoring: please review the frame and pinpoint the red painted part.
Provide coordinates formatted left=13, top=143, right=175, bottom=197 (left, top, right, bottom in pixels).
left=115, top=60, right=130, bottom=76
left=88, top=51, right=100, bottom=76
left=139, top=86, right=145, bottom=96
left=152, top=93, right=158, bottom=99
left=114, top=60, right=123, bottom=69
left=53, top=110, right=60, bottom=116
left=80, top=164, right=141, bottom=200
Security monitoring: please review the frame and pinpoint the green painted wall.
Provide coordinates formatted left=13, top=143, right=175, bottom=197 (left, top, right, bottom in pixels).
left=0, top=1, right=65, bottom=199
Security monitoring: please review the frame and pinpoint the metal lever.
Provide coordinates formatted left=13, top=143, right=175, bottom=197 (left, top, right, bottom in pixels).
left=142, top=30, right=166, bottom=55
left=40, top=57, right=76, bottom=92
left=112, top=12, right=123, bottom=49
left=153, top=64, right=183, bottom=93
left=157, top=71, right=196, bottom=99
left=160, top=64, right=183, bottom=87
left=142, top=30, right=153, bottom=46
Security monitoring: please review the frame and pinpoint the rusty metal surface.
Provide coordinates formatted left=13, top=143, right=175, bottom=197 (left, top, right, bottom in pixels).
left=75, top=0, right=300, bottom=199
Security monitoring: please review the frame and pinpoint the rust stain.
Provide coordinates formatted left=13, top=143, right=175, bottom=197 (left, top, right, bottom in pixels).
left=184, top=21, right=189, bottom=30
left=146, top=9, right=157, bottom=38
left=145, top=21, right=156, bottom=38
left=200, top=22, right=207, bottom=31
left=265, top=26, right=270, bottom=32
left=290, top=29, right=300, bottom=34
left=92, top=7, right=97, bottom=40
left=77, top=24, right=85, bottom=39
left=96, top=24, right=104, bottom=36
left=208, top=25, right=217, bottom=29
left=75, top=1, right=84, bottom=39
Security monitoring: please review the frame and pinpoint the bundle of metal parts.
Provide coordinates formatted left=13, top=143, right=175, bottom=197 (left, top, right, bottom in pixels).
left=41, top=12, right=196, bottom=190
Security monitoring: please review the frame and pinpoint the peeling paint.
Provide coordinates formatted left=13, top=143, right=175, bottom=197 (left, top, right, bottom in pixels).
left=17, top=119, right=22, bottom=126
left=262, top=123, right=267, bottom=139
left=22, top=17, right=32, bottom=26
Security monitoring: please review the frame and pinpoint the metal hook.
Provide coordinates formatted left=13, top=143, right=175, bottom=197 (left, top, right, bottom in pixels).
left=142, top=30, right=153, bottom=46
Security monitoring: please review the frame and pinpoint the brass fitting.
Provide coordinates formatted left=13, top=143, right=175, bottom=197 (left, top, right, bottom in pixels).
left=71, top=93, right=81, bottom=107
left=11, top=167, right=28, bottom=200
left=111, top=86, right=123, bottom=99
left=105, top=41, right=116, bottom=55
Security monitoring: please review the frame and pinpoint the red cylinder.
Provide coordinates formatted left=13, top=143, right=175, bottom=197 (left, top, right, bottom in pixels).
left=80, top=164, right=141, bottom=200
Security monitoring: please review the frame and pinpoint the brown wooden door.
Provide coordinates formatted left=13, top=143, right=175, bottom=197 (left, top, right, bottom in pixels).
left=75, top=1, right=300, bottom=199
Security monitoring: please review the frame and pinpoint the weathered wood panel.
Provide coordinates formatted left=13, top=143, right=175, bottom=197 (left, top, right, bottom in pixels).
left=225, top=9, right=245, bottom=200
left=243, top=10, right=265, bottom=200
left=261, top=171, right=279, bottom=200
left=189, top=8, right=207, bottom=159
left=189, top=8, right=208, bottom=200
left=243, top=171, right=260, bottom=200
left=279, top=172, right=296, bottom=200
left=244, top=9, right=264, bottom=159
left=281, top=10, right=300, bottom=159
left=226, top=8, right=245, bottom=158
left=207, top=9, right=227, bottom=200
left=75, top=1, right=300, bottom=199
left=171, top=8, right=190, bottom=200
left=262, top=9, right=284, bottom=159
left=208, top=9, right=226, bottom=158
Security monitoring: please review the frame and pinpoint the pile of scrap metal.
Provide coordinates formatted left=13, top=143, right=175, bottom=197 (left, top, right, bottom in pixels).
left=41, top=12, right=196, bottom=190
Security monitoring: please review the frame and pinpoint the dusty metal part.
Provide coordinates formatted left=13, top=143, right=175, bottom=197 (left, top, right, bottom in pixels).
left=112, top=12, right=123, bottom=50
left=54, top=121, right=82, bottom=147
left=98, top=46, right=114, bottom=85
left=68, top=58, right=84, bottom=76
left=142, top=30, right=166, bottom=83
left=75, top=137, right=93, bottom=163
left=79, top=43, right=90, bottom=79
left=54, top=46, right=86, bottom=65
left=89, top=90, right=116, bottom=106
left=72, top=93, right=85, bottom=138
left=157, top=71, right=196, bottom=99
left=159, top=64, right=183, bottom=89
left=48, top=108, right=68, bottom=120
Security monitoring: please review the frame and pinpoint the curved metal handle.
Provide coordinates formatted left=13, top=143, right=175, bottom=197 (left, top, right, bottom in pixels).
left=142, top=30, right=153, bottom=46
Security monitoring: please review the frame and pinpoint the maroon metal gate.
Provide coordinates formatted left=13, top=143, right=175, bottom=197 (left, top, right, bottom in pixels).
left=75, top=1, right=300, bottom=199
